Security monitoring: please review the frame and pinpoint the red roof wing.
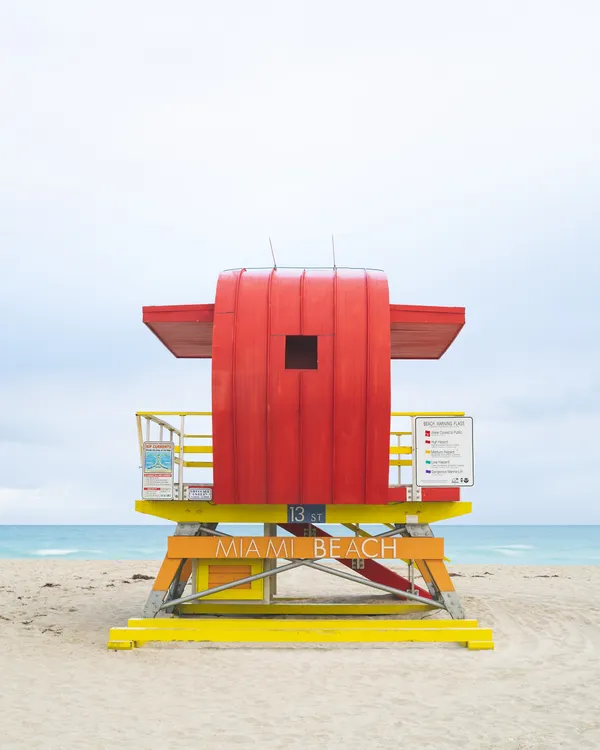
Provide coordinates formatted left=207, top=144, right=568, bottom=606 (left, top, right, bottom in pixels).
left=142, top=303, right=464, bottom=360
left=390, top=304, right=465, bottom=359
left=142, top=304, right=214, bottom=358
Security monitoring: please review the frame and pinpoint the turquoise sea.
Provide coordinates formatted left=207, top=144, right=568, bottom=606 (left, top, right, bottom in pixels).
left=0, top=525, right=598, bottom=564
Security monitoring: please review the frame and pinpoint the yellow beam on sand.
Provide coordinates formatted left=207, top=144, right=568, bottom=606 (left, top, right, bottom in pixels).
left=107, top=619, right=493, bottom=649
left=134, top=500, right=472, bottom=524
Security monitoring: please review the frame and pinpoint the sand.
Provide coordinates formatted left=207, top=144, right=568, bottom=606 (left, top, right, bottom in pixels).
left=0, top=561, right=599, bottom=750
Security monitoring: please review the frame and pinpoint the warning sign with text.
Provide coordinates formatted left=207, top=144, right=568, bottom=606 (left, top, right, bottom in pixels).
left=414, top=417, right=474, bottom=488
left=142, top=441, right=175, bottom=500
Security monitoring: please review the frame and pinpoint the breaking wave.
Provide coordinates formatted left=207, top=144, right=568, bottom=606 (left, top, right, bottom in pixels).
left=34, top=548, right=103, bottom=556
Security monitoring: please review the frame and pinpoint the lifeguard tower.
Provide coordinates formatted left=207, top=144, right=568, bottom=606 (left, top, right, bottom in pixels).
left=108, top=267, right=493, bottom=650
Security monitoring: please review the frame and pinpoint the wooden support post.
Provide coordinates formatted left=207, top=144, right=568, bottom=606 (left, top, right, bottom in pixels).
left=142, top=556, right=183, bottom=618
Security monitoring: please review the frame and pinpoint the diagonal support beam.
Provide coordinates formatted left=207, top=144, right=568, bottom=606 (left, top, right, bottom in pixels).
left=398, top=523, right=465, bottom=619
left=303, top=562, right=444, bottom=608
left=279, top=523, right=432, bottom=600
left=159, top=560, right=306, bottom=610
left=143, top=522, right=217, bottom=617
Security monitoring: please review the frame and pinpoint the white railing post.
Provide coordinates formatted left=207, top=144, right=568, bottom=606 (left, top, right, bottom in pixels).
left=136, top=415, right=144, bottom=465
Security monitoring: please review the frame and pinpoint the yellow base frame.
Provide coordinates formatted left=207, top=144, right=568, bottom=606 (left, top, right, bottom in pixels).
left=108, top=617, right=494, bottom=650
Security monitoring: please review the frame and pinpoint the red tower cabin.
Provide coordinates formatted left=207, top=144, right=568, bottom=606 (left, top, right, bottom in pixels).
left=143, top=267, right=465, bottom=506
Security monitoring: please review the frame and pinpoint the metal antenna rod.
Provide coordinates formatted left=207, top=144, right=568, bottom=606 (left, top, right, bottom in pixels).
left=269, top=237, right=277, bottom=269
left=331, top=234, right=337, bottom=269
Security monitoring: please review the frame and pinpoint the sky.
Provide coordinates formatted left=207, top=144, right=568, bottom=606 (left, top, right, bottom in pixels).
left=1, top=1, right=599, bottom=524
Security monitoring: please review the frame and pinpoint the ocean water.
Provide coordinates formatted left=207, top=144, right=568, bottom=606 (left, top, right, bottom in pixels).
left=0, top=525, right=598, bottom=565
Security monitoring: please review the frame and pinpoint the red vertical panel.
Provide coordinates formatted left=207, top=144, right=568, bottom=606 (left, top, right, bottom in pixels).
left=232, top=272, right=269, bottom=504
left=333, top=270, right=368, bottom=504
left=365, top=272, right=391, bottom=503
left=267, top=272, right=301, bottom=503
left=212, top=270, right=243, bottom=504
left=300, top=271, right=334, bottom=504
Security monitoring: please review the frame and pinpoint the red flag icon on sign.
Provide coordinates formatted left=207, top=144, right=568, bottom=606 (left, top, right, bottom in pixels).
left=425, top=439, right=431, bottom=444
left=425, top=430, right=430, bottom=437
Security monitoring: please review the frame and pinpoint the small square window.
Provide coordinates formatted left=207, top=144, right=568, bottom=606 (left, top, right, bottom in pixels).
left=285, top=335, right=318, bottom=370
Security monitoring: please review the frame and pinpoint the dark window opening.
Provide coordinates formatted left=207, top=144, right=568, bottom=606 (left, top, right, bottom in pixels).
left=285, top=335, right=318, bottom=370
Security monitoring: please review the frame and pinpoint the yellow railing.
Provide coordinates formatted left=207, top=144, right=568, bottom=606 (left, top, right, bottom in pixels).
left=388, top=412, right=464, bottom=483
left=136, top=411, right=464, bottom=493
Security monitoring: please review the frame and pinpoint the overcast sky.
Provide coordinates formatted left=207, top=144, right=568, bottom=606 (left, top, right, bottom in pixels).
left=1, top=1, right=599, bottom=524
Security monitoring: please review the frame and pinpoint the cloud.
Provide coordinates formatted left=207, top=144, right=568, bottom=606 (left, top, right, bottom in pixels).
left=1, top=0, right=599, bottom=523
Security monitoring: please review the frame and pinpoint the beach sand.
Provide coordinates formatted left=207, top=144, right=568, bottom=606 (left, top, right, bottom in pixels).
left=1, top=561, right=599, bottom=749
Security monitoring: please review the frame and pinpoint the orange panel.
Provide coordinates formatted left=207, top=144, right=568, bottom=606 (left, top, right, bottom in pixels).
left=168, top=535, right=444, bottom=560
left=153, top=556, right=182, bottom=591
left=208, top=564, right=252, bottom=589
left=423, top=560, right=455, bottom=593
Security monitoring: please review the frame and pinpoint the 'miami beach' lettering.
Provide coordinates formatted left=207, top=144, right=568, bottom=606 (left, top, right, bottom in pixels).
left=210, top=537, right=407, bottom=559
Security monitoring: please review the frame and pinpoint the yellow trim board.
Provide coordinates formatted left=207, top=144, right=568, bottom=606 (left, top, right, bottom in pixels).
left=137, top=411, right=212, bottom=416
left=137, top=411, right=464, bottom=418
left=391, top=412, right=464, bottom=417
left=135, top=501, right=472, bottom=524
left=175, top=602, right=435, bottom=616
left=174, top=445, right=213, bottom=454
left=127, top=618, right=479, bottom=630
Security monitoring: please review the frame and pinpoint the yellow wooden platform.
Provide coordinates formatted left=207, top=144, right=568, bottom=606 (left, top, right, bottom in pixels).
left=135, top=500, right=472, bottom=524
left=107, top=617, right=494, bottom=650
